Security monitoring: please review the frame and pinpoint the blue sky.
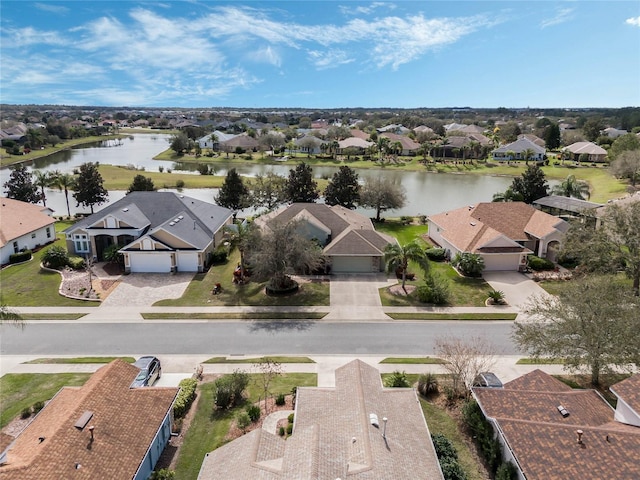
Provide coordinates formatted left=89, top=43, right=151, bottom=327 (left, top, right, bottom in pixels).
left=1, top=1, right=639, bottom=108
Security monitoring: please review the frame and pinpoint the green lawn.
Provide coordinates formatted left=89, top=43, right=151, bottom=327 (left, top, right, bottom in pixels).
left=25, top=357, right=135, bottom=364
left=0, top=373, right=90, bottom=428
left=142, top=312, right=327, bottom=320
left=379, top=357, right=446, bottom=364
left=18, top=313, right=87, bottom=320
left=374, top=220, right=429, bottom=245
left=203, top=356, right=315, bottom=364
left=155, top=249, right=330, bottom=307
left=174, top=373, right=316, bottom=480
left=516, top=357, right=565, bottom=365
left=98, top=164, right=228, bottom=190
left=0, top=221, right=98, bottom=307
left=387, top=312, right=517, bottom=321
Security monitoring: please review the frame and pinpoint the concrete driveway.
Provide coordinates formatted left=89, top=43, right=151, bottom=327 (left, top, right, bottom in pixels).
left=100, top=273, right=194, bottom=307
left=482, top=271, right=551, bottom=309
left=324, top=274, right=396, bottom=320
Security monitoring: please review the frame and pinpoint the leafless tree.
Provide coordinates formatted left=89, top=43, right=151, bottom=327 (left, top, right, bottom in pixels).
left=435, top=335, right=497, bottom=397
left=253, top=357, right=283, bottom=414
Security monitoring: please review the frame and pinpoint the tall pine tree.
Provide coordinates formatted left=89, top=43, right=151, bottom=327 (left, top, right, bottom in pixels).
left=2, top=164, right=42, bottom=204
left=286, top=163, right=318, bottom=203
left=323, top=165, right=360, bottom=209
left=73, top=162, right=108, bottom=214
left=215, top=168, right=250, bottom=220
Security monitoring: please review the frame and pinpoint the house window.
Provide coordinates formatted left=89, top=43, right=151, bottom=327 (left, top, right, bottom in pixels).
left=13, top=241, right=19, bottom=254
left=46, top=227, right=51, bottom=238
left=73, top=234, right=89, bottom=253
left=31, top=233, right=36, bottom=239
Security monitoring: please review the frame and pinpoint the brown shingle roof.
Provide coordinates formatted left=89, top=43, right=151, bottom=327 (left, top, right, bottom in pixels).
left=473, top=370, right=640, bottom=480
left=0, top=360, right=178, bottom=480
left=198, top=360, right=443, bottom=480
left=610, top=374, right=640, bottom=416
left=0, top=197, right=55, bottom=248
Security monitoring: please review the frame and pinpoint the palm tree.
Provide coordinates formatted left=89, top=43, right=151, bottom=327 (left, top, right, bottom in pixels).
left=551, top=175, right=590, bottom=200
left=224, top=220, right=256, bottom=283
left=51, top=170, right=76, bottom=217
left=377, top=137, right=390, bottom=162
left=521, top=148, right=535, bottom=165
left=384, top=241, right=429, bottom=293
left=32, top=170, right=52, bottom=207
left=0, top=304, right=24, bottom=329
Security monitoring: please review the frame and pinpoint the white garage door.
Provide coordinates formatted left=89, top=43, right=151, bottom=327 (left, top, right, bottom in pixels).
left=482, top=254, right=520, bottom=271
left=331, top=256, right=374, bottom=273
left=130, top=253, right=172, bottom=273
left=177, top=252, right=199, bottom=272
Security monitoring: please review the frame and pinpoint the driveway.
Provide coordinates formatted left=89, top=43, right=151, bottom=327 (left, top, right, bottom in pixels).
left=324, top=274, right=396, bottom=320
left=100, top=273, right=194, bottom=307
left=482, top=271, right=551, bottom=309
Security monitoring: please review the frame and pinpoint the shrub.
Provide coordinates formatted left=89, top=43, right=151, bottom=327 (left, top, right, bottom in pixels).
left=213, top=370, right=249, bottom=409
left=384, top=370, right=411, bottom=388
left=175, top=179, right=184, bottom=188
left=416, top=273, right=450, bottom=305
left=286, top=423, right=293, bottom=435
left=21, top=407, right=32, bottom=419
left=495, top=462, right=518, bottom=480
left=400, top=215, right=412, bottom=225
left=462, top=400, right=502, bottom=474
left=452, top=252, right=485, bottom=277
left=417, top=372, right=439, bottom=396
left=527, top=255, right=555, bottom=271
left=158, top=166, right=164, bottom=173
left=210, top=246, right=228, bottom=265
left=487, top=289, right=505, bottom=303
left=425, top=247, right=446, bottom=261
left=275, top=393, right=286, bottom=406
left=440, top=459, right=468, bottom=480
left=287, top=413, right=294, bottom=424
left=174, top=378, right=198, bottom=419
left=42, top=245, right=69, bottom=269
left=9, top=250, right=32, bottom=264
left=279, top=426, right=285, bottom=436
left=246, top=404, right=261, bottom=422
left=236, top=411, right=251, bottom=431
left=67, top=256, right=86, bottom=270
left=103, top=244, right=123, bottom=264
left=150, top=469, right=175, bottom=480
left=32, top=401, right=45, bottom=414
left=418, top=214, right=427, bottom=225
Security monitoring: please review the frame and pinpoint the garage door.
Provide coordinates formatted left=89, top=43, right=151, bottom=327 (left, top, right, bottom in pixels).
left=482, top=254, right=520, bottom=271
left=129, top=253, right=172, bottom=273
left=177, top=252, right=199, bottom=272
left=331, top=256, right=374, bottom=273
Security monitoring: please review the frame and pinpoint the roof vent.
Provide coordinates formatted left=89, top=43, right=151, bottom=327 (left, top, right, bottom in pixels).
left=369, top=413, right=379, bottom=427
left=122, top=208, right=129, bottom=212
left=169, top=222, right=175, bottom=226
left=178, top=215, right=184, bottom=220
left=557, top=405, right=569, bottom=417
left=470, top=221, right=476, bottom=226
left=74, top=411, right=93, bottom=430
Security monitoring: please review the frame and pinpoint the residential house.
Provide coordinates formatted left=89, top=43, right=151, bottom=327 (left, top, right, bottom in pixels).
left=413, top=125, right=434, bottom=134
left=472, top=370, right=640, bottom=480
left=255, top=203, right=396, bottom=273
left=428, top=202, right=569, bottom=270
left=220, top=133, right=260, bottom=152
left=197, top=360, right=444, bottom=480
left=349, top=129, right=371, bottom=141
left=492, top=137, right=546, bottom=162
left=377, top=123, right=410, bottom=134
left=337, top=136, right=374, bottom=155
left=441, top=134, right=492, bottom=159
left=0, top=198, right=55, bottom=265
left=379, top=132, right=421, bottom=155
left=602, top=127, right=628, bottom=138
left=563, top=141, right=608, bottom=162
left=63, top=191, right=233, bottom=273
left=294, top=134, right=327, bottom=155
left=0, top=360, right=179, bottom=480
left=517, top=134, right=545, bottom=148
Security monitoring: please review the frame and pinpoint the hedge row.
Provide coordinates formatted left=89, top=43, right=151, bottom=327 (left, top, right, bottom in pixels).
left=173, top=378, right=198, bottom=419
left=9, top=250, right=32, bottom=264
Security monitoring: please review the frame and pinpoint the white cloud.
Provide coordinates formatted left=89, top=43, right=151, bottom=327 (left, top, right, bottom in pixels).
left=626, top=16, right=640, bottom=27
left=246, top=46, right=282, bottom=67
left=34, top=3, right=69, bottom=14
left=308, top=49, right=355, bottom=70
left=3, top=26, right=66, bottom=47
left=339, top=2, right=393, bottom=16
left=540, top=7, right=574, bottom=29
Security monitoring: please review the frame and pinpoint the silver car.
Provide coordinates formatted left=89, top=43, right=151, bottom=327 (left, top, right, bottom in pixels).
left=131, top=356, right=162, bottom=387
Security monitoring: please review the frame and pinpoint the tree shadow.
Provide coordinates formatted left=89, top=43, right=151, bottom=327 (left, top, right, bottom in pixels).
left=248, top=319, right=316, bottom=333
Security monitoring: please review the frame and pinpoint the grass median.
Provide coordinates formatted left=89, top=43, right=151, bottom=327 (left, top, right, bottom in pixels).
left=24, top=357, right=135, bottom=364
left=203, top=356, right=315, bottom=364
left=142, top=312, right=327, bottom=320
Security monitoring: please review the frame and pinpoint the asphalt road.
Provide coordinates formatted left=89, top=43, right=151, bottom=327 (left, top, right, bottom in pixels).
left=0, top=321, right=520, bottom=356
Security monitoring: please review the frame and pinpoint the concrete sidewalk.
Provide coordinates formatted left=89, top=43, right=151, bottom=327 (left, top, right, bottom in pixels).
left=1, top=354, right=568, bottom=388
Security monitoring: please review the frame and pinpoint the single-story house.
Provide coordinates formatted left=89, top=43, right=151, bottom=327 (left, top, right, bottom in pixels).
left=428, top=202, right=569, bottom=270
left=0, top=197, right=55, bottom=265
left=337, top=136, right=374, bottom=154
left=197, top=130, right=237, bottom=149
left=379, top=132, right=421, bottom=155
left=492, top=137, right=546, bottom=162
left=63, top=191, right=233, bottom=273
left=0, top=360, right=179, bottom=480
left=197, top=360, right=444, bottom=480
left=563, top=141, right=608, bottom=162
left=472, top=370, right=640, bottom=480
left=517, top=133, right=545, bottom=148
left=603, top=127, right=628, bottom=138
left=254, top=203, right=396, bottom=273
left=294, top=134, right=327, bottom=154
left=220, top=133, right=260, bottom=152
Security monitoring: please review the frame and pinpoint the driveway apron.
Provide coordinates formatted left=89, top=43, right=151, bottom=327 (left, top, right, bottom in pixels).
left=325, top=274, right=396, bottom=320
left=99, top=273, right=194, bottom=307
left=482, top=271, right=551, bottom=309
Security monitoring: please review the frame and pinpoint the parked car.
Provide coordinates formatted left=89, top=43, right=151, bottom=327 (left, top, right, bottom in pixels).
left=131, top=356, right=162, bottom=388
left=472, top=372, right=503, bottom=388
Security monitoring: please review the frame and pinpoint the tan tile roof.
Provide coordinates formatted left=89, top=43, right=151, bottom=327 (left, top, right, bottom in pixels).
left=610, top=374, right=640, bottom=416
left=0, top=197, right=55, bottom=248
left=473, top=370, right=640, bottom=480
left=428, top=202, right=566, bottom=253
left=0, top=360, right=178, bottom=480
left=198, top=360, right=443, bottom=480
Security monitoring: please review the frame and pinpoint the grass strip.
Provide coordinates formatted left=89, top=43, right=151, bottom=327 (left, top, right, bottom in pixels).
left=387, top=312, right=517, bottom=321
left=142, top=312, right=327, bottom=320
left=19, top=313, right=86, bottom=320
left=203, top=356, right=315, bottom=364
left=24, top=357, right=135, bottom=364
left=380, top=357, right=446, bottom=364
left=0, top=373, right=91, bottom=428
left=174, top=373, right=316, bottom=479
left=516, top=357, right=566, bottom=365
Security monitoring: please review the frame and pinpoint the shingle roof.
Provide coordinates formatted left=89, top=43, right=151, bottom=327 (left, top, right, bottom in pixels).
left=564, top=141, right=607, bottom=156
left=610, top=374, right=640, bottom=417
left=473, top=369, right=640, bottom=480
left=65, top=192, right=232, bottom=250
left=0, top=197, right=55, bottom=248
left=197, top=360, right=443, bottom=480
left=428, top=202, right=567, bottom=253
left=493, top=137, right=546, bottom=154
left=338, top=137, right=373, bottom=149
left=0, top=360, right=178, bottom=480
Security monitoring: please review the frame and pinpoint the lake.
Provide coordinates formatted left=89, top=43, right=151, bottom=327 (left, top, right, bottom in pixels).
left=1, top=133, right=515, bottom=217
